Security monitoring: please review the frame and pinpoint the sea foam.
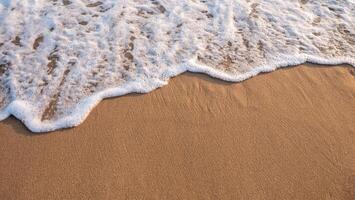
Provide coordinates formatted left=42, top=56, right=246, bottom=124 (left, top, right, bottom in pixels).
left=0, top=0, right=354, bottom=132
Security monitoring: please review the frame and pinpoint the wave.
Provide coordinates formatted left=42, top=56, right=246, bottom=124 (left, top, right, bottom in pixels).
left=0, top=0, right=354, bottom=132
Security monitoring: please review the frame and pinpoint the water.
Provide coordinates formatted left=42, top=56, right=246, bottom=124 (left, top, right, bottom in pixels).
left=0, top=0, right=354, bottom=132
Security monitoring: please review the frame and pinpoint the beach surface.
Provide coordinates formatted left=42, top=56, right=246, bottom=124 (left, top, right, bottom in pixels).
left=0, top=64, right=354, bottom=199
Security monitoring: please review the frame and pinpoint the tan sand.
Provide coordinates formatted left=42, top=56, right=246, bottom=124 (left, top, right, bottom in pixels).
left=0, top=64, right=354, bottom=199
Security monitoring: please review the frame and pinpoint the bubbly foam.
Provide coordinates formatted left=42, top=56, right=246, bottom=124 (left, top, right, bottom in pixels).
left=0, top=0, right=354, bottom=132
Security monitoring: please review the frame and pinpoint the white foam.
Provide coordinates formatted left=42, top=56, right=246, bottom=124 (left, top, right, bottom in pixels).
left=0, top=0, right=354, bottom=132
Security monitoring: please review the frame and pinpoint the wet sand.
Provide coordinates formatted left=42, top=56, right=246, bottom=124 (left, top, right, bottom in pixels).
left=0, top=64, right=354, bottom=199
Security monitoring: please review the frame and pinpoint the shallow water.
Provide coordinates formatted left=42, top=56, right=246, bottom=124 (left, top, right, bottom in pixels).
left=0, top=0, right=354, bottom=132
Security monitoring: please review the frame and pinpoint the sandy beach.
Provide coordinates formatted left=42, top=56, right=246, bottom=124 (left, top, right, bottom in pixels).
left=0, top=64, right=354, bottom=199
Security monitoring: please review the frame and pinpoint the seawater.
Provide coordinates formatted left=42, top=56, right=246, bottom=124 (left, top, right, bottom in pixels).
left=0, top=0, right=354, bottom=132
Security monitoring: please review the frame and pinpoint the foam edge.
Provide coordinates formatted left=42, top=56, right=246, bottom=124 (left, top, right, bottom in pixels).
left=0, top=54, right=354, bottom=132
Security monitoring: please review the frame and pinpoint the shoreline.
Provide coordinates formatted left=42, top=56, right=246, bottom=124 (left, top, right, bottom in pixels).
left=1, top=59, right=355, bottom=132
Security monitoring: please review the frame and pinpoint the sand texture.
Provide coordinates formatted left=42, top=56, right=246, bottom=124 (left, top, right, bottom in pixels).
left=0, top=64, right=355, bottom=199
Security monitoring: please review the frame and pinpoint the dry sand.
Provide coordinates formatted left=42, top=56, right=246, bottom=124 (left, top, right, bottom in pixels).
left=0, top=64, right=354, bottom=199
